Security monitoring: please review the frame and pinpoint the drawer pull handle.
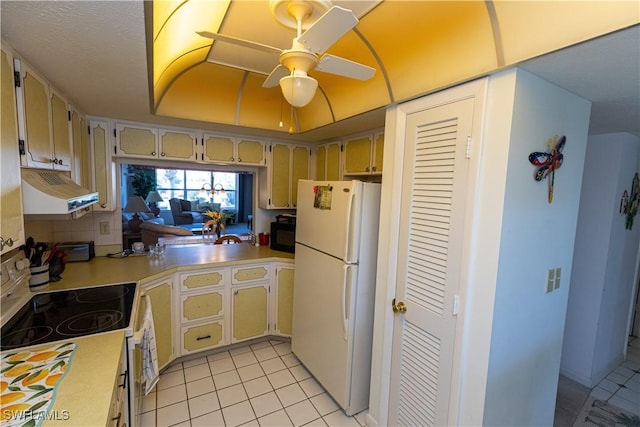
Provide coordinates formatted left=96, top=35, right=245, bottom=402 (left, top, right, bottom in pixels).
left=119, top=370, right=128, bottom=389
left=112, top=412, right=121, bottom=424
left=196, top=335, right=211, bottom=341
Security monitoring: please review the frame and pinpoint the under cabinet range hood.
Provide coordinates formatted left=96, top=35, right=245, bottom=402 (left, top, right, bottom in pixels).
left=21, top=169, right=98, bottom=216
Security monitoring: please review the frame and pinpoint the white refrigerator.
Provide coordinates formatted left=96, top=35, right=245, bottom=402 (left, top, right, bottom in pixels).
left=292, top=179, right=381, bottom=415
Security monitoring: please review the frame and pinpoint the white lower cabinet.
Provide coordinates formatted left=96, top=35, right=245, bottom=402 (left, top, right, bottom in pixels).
left=231, top=283, right=269, bottom=343
left=273, top=264, right=294, bottom=336
left=140, top=276, right=174, bottom=370
left=178, top=269, right=229, bottom=356
left=108, top=340, right=128, bottom=427
left=175, top=261, right=292, bottom=358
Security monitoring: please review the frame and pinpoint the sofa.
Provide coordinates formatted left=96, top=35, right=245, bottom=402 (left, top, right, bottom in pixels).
left=122, top=212, right=164, bottom=231
left=169, top=198, right=204, bottom=225
left=139, top=222, right=194, bottom=246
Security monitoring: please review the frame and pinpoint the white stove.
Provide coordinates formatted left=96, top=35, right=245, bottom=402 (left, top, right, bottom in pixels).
left=0, top=248, right=32, bottom=326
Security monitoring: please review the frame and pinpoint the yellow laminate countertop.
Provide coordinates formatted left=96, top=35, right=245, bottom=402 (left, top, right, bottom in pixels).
left=43, top=331, right=124, bottom=426
left=49, top=244, right=294, bottom=290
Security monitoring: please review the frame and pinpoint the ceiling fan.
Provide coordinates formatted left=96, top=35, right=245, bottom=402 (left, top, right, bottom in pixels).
left=197, top=0, right=376, bottom=108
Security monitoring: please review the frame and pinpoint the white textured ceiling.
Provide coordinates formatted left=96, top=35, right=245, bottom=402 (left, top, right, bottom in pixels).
left=1, top=1, right=638, bottom=141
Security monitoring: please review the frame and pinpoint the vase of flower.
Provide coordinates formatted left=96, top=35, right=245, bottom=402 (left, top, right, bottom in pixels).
left=205, top=209, right=232, bottom=240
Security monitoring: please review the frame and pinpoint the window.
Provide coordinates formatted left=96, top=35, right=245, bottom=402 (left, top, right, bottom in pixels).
left=155, top=169, right=238, bottom=212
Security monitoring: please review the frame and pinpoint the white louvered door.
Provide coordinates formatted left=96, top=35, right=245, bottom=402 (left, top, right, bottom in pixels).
left=388, top=97, right=475, bottom=426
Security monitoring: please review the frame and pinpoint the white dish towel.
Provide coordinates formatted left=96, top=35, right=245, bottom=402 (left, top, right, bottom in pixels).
left=140, top=295, right=159, bottom=395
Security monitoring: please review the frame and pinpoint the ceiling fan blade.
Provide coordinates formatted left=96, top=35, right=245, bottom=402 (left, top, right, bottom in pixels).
left=262, top=65, right=289, bottom=88
left=297, top=6, right=358, bottom=55
left=316, top=54, right=375, bottom=81
left=197, top=31, right=282, bottom=55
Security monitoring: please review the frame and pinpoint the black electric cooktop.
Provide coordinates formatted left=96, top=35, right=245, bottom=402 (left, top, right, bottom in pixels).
left=1, top=283, right=136, bottom=351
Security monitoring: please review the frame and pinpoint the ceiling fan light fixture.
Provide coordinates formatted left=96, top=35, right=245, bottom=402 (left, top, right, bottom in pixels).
left=279, top=74, right=317, bottom=107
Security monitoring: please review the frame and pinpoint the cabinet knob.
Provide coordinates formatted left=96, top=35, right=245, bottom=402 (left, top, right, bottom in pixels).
left=230, top=157, right=235, bottom=162
left=0, top=237, right=14, bottom=250
left=238, top=158, right=242, bottom=162
left=151, top=151, right=156, bottom=156
left=365, top=166, right=370, bottom=172
left=161, top=152, right=166, bottom=157
left=100, top=203, right=107, bottom=208
left=372, top=166, right=377, bottom=172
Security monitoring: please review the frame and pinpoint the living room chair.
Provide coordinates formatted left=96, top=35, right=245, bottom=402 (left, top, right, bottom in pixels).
left=169, top=198, right=204, bottom=225
left=214, top=235, right=243, bottom=244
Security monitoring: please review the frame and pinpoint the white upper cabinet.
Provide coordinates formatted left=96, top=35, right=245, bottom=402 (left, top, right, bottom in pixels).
left=1, top=47, right=24, bottom=254
left=14, top=59, right=72, bottom=171
left=260, top=142, right=310, bottom=209
left=89, top=118, right=116, bottom=211
left=201, top=133, right=265, bottom=166
left=117, top=122, right=199, bottom=161
left=343, top=131, right=384, bottom=176
left=315, top=141, right=342, bottom=181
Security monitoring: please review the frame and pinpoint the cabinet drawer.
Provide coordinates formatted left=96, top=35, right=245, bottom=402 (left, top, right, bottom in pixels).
left=231, top=264, right=269, bottom=284
left=181, top=269, right=229, bottom=291
left=182, top=321, right=225, bottom=354
left=181, top=289, right=224, bottom=322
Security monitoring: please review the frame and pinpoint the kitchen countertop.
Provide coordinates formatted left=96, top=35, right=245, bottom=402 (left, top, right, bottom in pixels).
left=43, top=331, right=124, bottom=427
left=49, top=244, right=294, bottom=290
left=3, top=244, right=294, bottom=426
left=0, top=330, right=124, bottom=427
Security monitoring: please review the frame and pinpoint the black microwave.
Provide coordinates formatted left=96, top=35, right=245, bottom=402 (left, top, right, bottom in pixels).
left=270, top=215, right=296, bottom=253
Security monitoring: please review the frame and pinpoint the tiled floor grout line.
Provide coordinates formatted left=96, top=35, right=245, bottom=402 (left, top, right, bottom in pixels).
left=143, top=338, right=367, bottom=426
left=585, top=337, right=640, bottom=417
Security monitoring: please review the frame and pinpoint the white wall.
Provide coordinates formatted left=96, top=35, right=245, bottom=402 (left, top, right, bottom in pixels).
left=481, top=69, right=591, bottom=425
left=561, top=132, right=640, bottom=387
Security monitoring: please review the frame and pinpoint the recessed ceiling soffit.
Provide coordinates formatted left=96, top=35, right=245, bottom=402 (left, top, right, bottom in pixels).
left=149, top=0, right=638, bottom=137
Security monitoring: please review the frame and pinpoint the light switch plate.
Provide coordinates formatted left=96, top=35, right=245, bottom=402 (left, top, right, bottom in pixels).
left=554, top=268, right=561, bottom=289
left=546, top=269, right=556, bottom=293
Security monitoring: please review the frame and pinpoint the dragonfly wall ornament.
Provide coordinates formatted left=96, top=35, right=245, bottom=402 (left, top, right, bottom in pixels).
left=528, top=135, right=566, bottom=203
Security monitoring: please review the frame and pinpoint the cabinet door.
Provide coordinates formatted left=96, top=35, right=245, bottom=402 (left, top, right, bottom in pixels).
left=50, top=89, right=72, bottom=170
left=116, top=123, right=158, bottom=158
left=344, top=136, right=373, bottom=174
left=181, top=289, right=224, bottom=322
left=90, top=119, right=115, bottom=211
left=71, top=109, right=91, bottom=189
left=316, top=145, right=326, bottom=181
left=1, top=48, right=24, bottom=254
left=326, top=142, right=342, bottom=181
left=20, top=63, right=52, bottom=168
left=142, top=278, right=174, bottom=369
left=232, top=284, right=269, bottom=342
left=373, top=132, right=384, bottom=174
left=159, top=129, right=197, bottom=161
left=291, top=145, right=309, bottom=208
left=237, top=139, right=264, bottom=165
left=270, top=143, right=291, bottom=208
left=203, top=134, right=235, bottom=162
left=274, top=265, right=294, bottom=336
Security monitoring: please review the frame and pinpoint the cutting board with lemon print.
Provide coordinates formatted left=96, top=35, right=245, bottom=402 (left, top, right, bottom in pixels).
left=1, top=342, right=76, bottom=427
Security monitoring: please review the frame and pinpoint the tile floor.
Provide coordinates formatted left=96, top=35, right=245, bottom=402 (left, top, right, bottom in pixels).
left=140, top=339, right=368, bottom=427
left=585, top=336, right=640, bottom=416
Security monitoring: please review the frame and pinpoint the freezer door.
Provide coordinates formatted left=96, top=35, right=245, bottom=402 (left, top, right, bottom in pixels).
left=295, top=180, right=362, bottom=262
left=292, top=243, right=357, bottom=411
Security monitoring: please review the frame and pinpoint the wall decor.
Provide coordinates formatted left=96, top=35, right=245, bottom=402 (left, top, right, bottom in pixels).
left=528, top=135, right=566, bottom=203
left=622, top=172, right=639, bottom=230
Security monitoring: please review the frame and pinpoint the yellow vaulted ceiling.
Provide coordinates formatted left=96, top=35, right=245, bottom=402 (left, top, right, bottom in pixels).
left=149, top=0, right=638, bottom=137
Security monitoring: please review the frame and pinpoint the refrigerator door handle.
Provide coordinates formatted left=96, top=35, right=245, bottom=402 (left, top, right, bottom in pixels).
left=344, top=190, right=356, bottom=263
left=342, top=264, right=352, bottom=341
